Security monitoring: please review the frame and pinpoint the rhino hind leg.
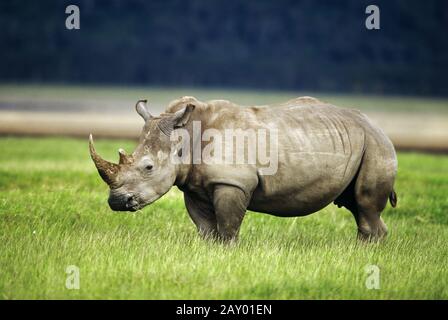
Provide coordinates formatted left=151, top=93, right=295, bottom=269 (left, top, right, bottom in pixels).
left=334, top=174, right=369, bottom=239
left=335, top=148, right=396, bottom=241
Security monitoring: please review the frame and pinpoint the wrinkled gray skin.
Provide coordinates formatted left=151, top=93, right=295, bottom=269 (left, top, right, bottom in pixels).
left=89, top=96, right=398, bottom=242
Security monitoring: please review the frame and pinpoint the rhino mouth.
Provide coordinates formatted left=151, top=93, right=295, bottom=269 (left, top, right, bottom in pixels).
left=108, top=194, right=140, bottom=212
left=133, top=197, right=158, bottom=211
left=124, top=197, right=159, bottom=212
left=128, top=205, right=139, bottom=212
left=108, top=190, right=161, bottom=212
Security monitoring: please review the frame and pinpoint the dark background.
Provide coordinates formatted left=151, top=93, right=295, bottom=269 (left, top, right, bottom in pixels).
left=1, top=0, right=447, bottom=95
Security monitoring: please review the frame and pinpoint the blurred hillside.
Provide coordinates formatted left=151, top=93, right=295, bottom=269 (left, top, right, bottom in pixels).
left=1, top=0, right=447, bottom=95
left=0, top=85, right=447, bottom=152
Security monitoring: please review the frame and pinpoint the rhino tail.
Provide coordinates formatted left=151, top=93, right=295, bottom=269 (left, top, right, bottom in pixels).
left=389, top=189, right=397, bottom=208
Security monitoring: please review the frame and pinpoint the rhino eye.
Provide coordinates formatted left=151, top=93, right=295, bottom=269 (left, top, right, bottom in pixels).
left=145, top=164, right=153, bottom=171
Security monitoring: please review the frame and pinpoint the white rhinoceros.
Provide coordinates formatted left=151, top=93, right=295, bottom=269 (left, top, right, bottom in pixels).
left=89, top=96, right=397, bottom=241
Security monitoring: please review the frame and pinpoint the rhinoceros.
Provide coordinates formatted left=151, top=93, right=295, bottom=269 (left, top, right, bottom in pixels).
left=89, top=96, right=397, bottom=241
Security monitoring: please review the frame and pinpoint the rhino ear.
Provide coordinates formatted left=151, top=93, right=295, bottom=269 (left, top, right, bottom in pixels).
left=172, top=104, right=195, bottom=128
left=158, top=104, right=195, bottom=136
left=135, top=99, right=152, bottom=121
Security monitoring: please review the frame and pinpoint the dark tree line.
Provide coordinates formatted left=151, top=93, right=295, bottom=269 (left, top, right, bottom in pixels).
left=1, top=0, right=447, bottom=95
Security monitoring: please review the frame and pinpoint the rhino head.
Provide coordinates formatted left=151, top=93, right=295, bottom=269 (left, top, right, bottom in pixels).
left=89, top=99, right=194, bottom=211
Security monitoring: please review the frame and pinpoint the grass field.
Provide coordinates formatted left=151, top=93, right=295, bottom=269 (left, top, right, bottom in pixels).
left=1, top=136, right=448, bottom=299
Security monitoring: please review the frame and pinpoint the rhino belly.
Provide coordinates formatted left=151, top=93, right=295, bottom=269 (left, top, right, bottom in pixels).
left=248, top=151, right=363, bottom=217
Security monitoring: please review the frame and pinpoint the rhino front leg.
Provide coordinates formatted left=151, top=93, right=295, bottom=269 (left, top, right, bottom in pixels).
left=184, top=192, right=218, bottom=240
left=213, top=185, right=249, bottom=242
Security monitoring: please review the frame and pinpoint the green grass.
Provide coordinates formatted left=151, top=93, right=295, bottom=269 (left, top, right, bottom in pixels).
left=1, top=137, right=448, bottom=299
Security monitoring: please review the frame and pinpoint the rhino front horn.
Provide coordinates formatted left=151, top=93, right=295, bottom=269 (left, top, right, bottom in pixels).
left=89, top=134, right=119, bottom=186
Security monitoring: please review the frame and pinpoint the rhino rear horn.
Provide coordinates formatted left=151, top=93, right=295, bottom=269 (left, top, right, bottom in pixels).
left=89, top=134, right=119, bottom=186
left=118, top=148, right=132, bottom=165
